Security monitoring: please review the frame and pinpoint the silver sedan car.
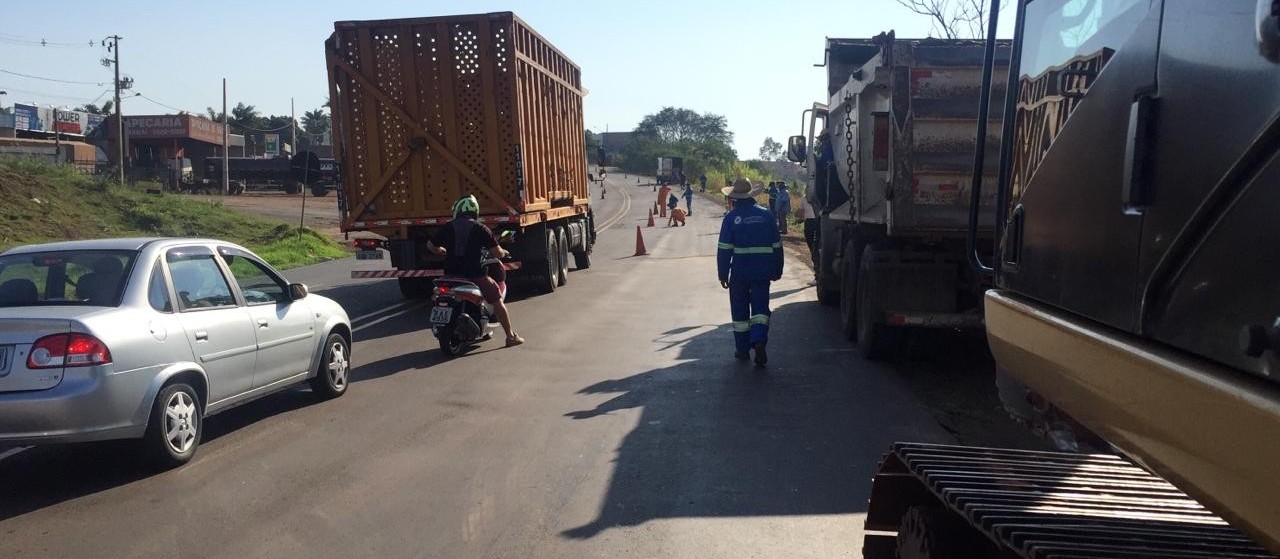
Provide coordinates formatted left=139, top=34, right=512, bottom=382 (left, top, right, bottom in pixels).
left=0, top=237, right=351, bottom=467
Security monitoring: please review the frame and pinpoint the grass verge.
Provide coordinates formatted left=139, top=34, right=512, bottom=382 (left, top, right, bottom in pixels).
left=0, top=157, right=348, bottom=269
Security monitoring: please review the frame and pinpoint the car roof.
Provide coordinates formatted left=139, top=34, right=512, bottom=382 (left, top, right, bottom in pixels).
left=0, top=237, right=239, bottom=256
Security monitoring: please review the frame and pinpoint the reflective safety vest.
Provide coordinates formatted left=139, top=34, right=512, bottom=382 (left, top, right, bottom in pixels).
left=717, top=198, right=783, bottom=283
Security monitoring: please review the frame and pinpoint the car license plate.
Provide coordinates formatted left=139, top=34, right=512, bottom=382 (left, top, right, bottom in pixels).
left=356, top=250, right=384, bottom=260
left=430, top=307, right=453, bottom=325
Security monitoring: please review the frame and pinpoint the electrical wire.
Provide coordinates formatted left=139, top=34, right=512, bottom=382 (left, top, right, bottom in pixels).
left=0, top=87, right=107, bottom=104
left=0, top=34, right=98, bottom=49
left=0, top=68, right=106, bottom=86
left=136, top=93, right=196, bottom=115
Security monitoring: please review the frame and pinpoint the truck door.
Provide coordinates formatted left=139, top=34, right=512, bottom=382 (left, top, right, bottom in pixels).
left=999, top=0, right=1163, bottom=331
left=1139, top=2, right=1280, bottom=378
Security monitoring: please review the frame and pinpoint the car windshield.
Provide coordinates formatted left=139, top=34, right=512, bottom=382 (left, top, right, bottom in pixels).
left=0, top=249, right=137, bottom=307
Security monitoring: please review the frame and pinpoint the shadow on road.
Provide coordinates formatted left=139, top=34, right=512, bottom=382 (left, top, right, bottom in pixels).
left=559, top=300, right=929, bottom=539
left=0, top=387, right=326, bottom=521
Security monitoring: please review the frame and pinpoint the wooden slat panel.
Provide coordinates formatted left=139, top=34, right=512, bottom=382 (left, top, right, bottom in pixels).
left=476, top=18, right=506, bottom=214
left=398, top=23, right=426, bottom=215
left=357, top=27, right=384, bottom=213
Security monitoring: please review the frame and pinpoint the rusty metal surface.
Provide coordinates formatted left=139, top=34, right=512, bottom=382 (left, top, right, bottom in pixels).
left=327, top=12, right=588, bottom=230
left=879, top=443, right=1276, bottom=558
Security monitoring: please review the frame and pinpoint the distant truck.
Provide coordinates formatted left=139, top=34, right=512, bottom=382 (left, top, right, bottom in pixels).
left=656, top=156, right=684, bottom=185
left=326, top=12, right=594, bottom=298
left=788, top=33, right=1009, bottom=358
left=203, top=152, right=338, bottom=196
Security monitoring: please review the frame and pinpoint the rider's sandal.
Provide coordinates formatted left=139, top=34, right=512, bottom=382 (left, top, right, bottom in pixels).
left=505, top=334, right=525, bottom=347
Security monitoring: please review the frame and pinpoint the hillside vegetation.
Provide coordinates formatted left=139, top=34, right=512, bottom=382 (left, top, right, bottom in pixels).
left=0, top=157, right=347, bottom=269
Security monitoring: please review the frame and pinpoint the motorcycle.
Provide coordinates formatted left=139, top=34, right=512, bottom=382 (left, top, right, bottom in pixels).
left=429, top=233, right=513, bottom=356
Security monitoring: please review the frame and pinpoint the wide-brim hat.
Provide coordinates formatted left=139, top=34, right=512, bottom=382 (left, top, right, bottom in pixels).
left=722, top=177, right=764, bottom=199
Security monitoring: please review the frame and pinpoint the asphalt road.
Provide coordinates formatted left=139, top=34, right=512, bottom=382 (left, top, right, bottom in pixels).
left=0, top=173, right=1027, bottom=558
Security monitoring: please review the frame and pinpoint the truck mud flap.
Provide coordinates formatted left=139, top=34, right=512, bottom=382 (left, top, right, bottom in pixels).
left=862, top=443, right=1273, bottom=559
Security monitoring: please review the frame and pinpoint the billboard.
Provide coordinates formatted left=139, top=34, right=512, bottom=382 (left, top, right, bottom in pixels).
left=264, top=133, right=280, bottom=156
left=126, top=115, right=226, bottom=144
left=11, top=103, right=104, bottom=136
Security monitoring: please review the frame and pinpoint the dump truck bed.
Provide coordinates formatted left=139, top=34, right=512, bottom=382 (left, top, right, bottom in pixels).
left=827, top=36, right=1009, bottom=236
left=326, top=12, right=589, bottom=231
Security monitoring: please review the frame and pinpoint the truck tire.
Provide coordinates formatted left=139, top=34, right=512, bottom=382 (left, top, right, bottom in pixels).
left=896, top=506, right=995, bottom=559
left=285, top=181, right=303, bottom=195
left=556, top=226, right=569, bottom=286
left=856, top=245, right=902, bottom=360
left=816, top=224, right=840, bottom=306
left=535, top=229, right=559, bottom=294
left=311, top=185, right=329, bottom=197
left=839, top=241, right=859, bottom=341
left=572, top=246, right=591, bottom=270
left=398, top=277, right=432, bottom=299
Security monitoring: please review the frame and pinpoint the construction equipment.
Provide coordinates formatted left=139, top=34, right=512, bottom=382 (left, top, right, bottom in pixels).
left=861, top=0, right=1280, bottom=556
left=787, top=33, right=1010, bottom=359
left=326, top=12, right=594, bottom=298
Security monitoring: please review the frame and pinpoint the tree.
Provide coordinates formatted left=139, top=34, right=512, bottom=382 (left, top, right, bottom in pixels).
left=758, top=137, right=783, bottom=161
left=206, top=107, right=224, bottom=121
left=585, top=130, right=602, bottom=164
left=76, top=100, right=113, bottom=115
left=893, top=0, right=996, bottom=39
left=230, top=102, right=261, bottom=130
left=634, top=107, right=733, bottom=145
left=301, top=108, right=330, bottom=135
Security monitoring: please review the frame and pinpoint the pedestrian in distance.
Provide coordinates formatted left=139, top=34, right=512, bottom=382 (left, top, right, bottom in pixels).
left=718, top=178, right=784, bottom=366
left=699, top=173, right=707, bottom=193
left=667, top=191, right=680, bottom=215
left=776, top=183, right=792, bottom=234
left=683, top=182, right=694, bottom=215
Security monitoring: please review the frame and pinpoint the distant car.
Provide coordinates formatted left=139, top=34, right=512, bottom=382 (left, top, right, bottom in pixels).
left=0, top=238, right=352, bottom=467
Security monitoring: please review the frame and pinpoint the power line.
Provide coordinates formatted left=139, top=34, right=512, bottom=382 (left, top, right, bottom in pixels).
left=0, top=86, right=107, bottom=104
left=0, top=34, right=98, bottom=49
left=0, top=68, right=107, bottom=86
left=136, top=93, right=195, bottom=114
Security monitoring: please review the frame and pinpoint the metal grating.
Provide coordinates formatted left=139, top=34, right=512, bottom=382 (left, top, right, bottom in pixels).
left=885, top=443, right=1276, bottom=558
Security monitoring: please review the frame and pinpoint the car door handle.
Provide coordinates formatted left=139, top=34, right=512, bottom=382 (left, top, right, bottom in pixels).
left=257, top=319, right=269, bottom=329
left=194, top=331, right=209, bottom=341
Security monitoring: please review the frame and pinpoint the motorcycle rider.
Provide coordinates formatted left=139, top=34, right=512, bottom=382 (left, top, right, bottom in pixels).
left=426, top=195, right=524, bottom=346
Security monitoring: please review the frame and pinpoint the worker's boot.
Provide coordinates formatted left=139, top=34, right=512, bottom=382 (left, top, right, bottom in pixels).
left=753, top=342, right=768, bottom=366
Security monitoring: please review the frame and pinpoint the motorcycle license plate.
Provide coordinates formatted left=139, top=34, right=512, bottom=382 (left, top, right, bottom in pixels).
left=430, top=306, right=453, bottom=324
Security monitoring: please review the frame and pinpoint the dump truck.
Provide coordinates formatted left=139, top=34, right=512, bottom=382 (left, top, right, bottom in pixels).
left=325, top=12, right=594, bottom=297
left=861, top=1, right=1280, bottom=556
left=787, top=33, right=1010, bottom=359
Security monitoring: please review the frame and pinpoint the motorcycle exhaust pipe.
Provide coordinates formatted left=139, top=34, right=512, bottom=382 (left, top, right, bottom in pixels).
left=454, top=313, right=482, bottom=339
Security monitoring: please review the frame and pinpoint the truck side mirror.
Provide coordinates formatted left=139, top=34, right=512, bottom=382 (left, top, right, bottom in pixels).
left=786, top=135, right=807, bottom=163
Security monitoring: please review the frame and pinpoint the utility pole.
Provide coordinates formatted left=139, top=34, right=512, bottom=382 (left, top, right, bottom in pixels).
left=103, top=35, right=124, bottom=184
left=294, top=97, right=307, bottom=242
left=222, top=78, right=229, bottom=196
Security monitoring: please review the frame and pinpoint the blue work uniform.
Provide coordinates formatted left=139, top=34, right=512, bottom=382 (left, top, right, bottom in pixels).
left=718, top=198, right=784, bottom=353
left=683, top=185, right=694, bottom=213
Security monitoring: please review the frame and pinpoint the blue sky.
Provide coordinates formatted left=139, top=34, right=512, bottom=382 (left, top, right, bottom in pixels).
left=1, top=0, right=1012, bottom=157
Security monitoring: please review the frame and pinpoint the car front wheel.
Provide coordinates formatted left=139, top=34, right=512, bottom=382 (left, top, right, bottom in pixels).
left=310, top=333, right=350, bottom=399
left=145, top=382, right=202, bottom=468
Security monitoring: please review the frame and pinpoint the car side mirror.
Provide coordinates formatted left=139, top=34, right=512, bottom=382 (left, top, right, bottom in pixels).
left=287, top=283, right=309, bottom=300
left=786, top=135, right=807, bottom=163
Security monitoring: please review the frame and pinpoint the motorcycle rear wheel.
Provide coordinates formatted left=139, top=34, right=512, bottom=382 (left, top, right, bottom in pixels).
left=438, top=328, right=466, bottom=356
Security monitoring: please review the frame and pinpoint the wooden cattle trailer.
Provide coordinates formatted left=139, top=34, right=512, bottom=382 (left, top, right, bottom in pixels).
left=326, top=12, right=594, bottom=297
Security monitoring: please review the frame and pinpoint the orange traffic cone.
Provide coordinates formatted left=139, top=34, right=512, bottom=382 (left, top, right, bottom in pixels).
left=634, top=225, right=648, bottom=256
left=646, top=209, right=655, bottom=227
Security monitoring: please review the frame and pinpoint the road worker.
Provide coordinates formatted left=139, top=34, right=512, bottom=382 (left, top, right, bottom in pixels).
left=717, top=178, right=784, bottom=365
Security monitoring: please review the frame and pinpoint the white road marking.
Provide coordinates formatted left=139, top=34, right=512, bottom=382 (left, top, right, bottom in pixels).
left=595, top=178, right=633, bottom=232
left=353, top=302, right=428, bottom=334
left=350, top=301, right=411, bottom=326
left=0, top=446, right=31, bottom=461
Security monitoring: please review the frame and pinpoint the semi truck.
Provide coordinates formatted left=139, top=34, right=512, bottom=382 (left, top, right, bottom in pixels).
left=860, top=1, right=1280, bottom=557
left=202, top=152, right=337, bottom=196
left=326, top=12, right=594, bottom=298
left=787, top=33, right=1010, bottom=358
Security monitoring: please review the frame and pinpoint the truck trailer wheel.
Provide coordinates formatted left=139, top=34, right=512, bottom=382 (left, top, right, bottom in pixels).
left=311, top=185, right=329, bottom=197
left=896, top=506, right=995, bottom=559
left=535, top=229, right=559, bottom=294
left=572, top=246, right=591, bottom=270
left=856, top=245, right=903, bottom=360
left=556, top=226, right=570, bottom=286
left=284, top=181, right=303, bottom=195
